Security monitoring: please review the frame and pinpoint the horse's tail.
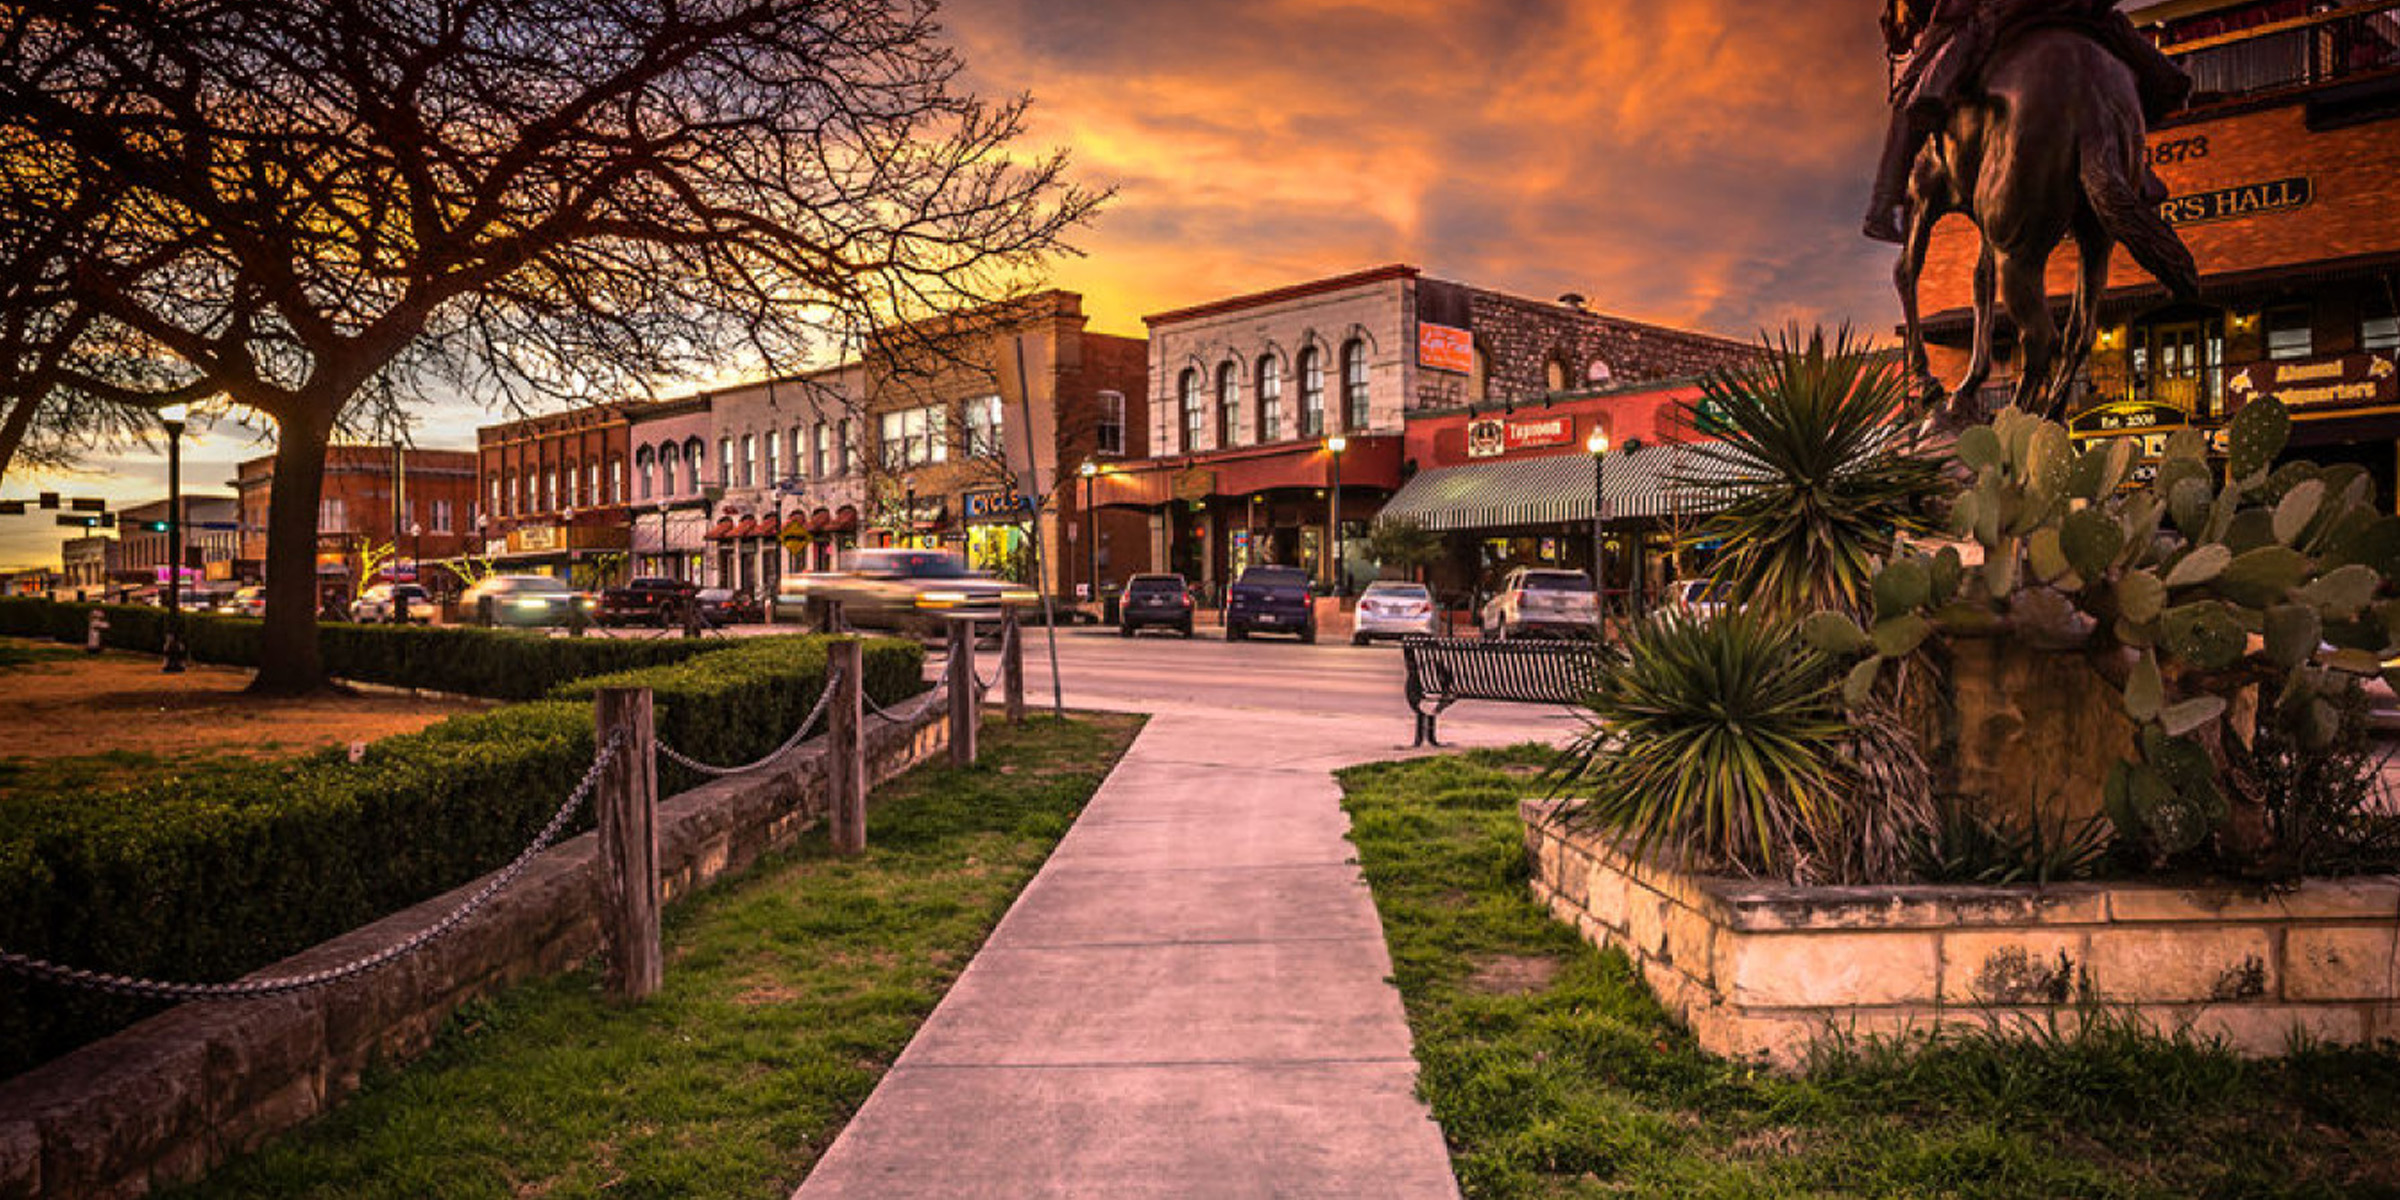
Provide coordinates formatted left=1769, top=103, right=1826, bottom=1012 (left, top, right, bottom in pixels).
left=2081, top=133, right=2200, bottom=300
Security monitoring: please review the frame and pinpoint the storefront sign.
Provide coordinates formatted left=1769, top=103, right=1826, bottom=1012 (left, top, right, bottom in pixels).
left=1418, top=322, right=1475, bottom=374
left=1172, top=467, right=1216, bottom=504
left=2227, top=354, right=2399, bottom=413
left=1466, top=415, right=1579, bottom=458
left=964, top=489, right=1034, bottom=521
left=2068, top=402, right=2190, bottom=439
left=510, top=525, right=561, bottom=553
left=2159, top=176, right=2311, bottom=227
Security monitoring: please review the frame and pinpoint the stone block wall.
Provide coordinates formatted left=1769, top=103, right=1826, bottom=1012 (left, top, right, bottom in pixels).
left=0, top=693, right=955, bottom=1199
left=1523, top=800, right=2400, bottom=1070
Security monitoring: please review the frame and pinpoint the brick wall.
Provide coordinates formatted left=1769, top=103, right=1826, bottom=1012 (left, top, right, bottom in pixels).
left=1443, top=288, right=1753, bottom=411
left=1524, top=800, right=2400, bottom=1070
left=0, top=692, right=957, bottom=1199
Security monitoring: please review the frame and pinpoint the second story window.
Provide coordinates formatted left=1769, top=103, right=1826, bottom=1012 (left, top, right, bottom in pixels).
left=879, top=405, right=945, bottom=468
left=812, top=420, right=830, bottom=477
left=740, top=434, right=757, bottom=487
left=964, top=394, right=1004, bottom=458
left=660, top=447, right=677, bottom=495
left=1298, top=347, right=1325, bottom=438
left=2266, top=306, right=2313, bottom=361
left=1218, top=362, right=1240, bottom=447
left=763, top=432, right=779, bottom=485
left=838, top=418, right=855, bottom=473
left=1180, top=368, right=1204, bottom=452
left=1096, top=390, right=1125, bottom=456
left=2366, top=299, right=2399, bottom=354
left=637, top=447, right=655, bottom=500
left=719, top=438, right=734, bottom=488
left=1257, top=356, right=1282, bottom=442
left=607, top=459, right=621, bottom=505
left=1340, top=338, right=1368, bottom=432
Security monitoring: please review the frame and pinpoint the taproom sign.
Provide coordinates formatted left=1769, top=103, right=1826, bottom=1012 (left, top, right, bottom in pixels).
left=1466, top=415, right=1579, bottom=458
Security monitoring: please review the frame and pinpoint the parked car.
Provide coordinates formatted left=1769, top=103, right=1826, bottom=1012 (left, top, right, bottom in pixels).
left=1672, top=578, right=1732, bottom=620
left=1352, top=580, right=1441, bottom=644
left=694, top=587, right=762, bottom=625
left=598, top=576, right=698, bottom=627
left=1119, top=573, right=1195, bottom=638
left=350, top=582, right=432, bottom=624
left=1480, top=568, right=1600, bottom=639
left=220, top=585, right=266, bottom=617
left=772, top=549, right=1035, bottom=637
left=1225, top=564, right=1315, bottom=643
left=460, top=574, right=592, bottom=628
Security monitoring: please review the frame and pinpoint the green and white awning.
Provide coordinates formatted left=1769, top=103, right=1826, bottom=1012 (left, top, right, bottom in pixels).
left=1377, top=444, right=1749, bottom=533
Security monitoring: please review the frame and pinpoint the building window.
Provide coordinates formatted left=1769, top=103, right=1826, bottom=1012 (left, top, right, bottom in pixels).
left=879, top=405, right=945, bottom=468
left=685, top=439, right=704, bottom=491
left=659, top=447, right=677, bottom=495
left=489, top=476, right=502, bottom=516
left=1470, top=342, right=1491, bottom=403
left=716, top=438, right=732, bottom=488
left=1545, top=359, right=1568, bottom=393
left=964, top=394, right=1004, bottom=458
left=636, top=447, right=654, bottom=499
left=812, top=421, right=830, bottom=477
left=543, top=469, right=557, bottom=512
left=738, top=434, right=756, bottom=486
left=837, top=418, right=855, bottom=473
left=763, top=432, right=779, bottom=486
left=319, top=498, right=346, bottom=532
left=2265, top=306, right=2313, bottom=360
left=607, top=458, right=621, bottom=505
left=431, top=500, right=454, bottom=533
left=1298, top=347, right=1324, bottom=438
left=789, top=428, right=804, bottom=481
left=1096, top=390, right=1126, bottom=456
left=1180, top=367, right=1209, bottom=451
left=588, top=461, right=601, bottom=506
left=520, top=472, right=533, bottom=513
left=2362, top=300, right=2397, bottom=353
left=1340, top=339, right=1367, bottom=433
left=1257, top=357, right=1282, bottom=442
left=1218, top=362, right=1240, bottom=447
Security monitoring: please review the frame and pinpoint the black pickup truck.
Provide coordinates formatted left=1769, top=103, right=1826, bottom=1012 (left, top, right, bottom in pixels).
left=1224, top=564, right=1316, bottom=643
left=597, top=576, right=699, bottom=627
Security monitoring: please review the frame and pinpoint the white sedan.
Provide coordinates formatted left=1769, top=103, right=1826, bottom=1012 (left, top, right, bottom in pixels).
left=1352, top=580, right=1443, bottom=644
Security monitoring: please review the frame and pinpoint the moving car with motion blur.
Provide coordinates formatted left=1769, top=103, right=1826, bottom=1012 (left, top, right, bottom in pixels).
left=1224, top=564, right=1315, bottom=643
left=460, top=574, right=594, bottom=628
left=1118, top=573, right=1195, bottom=638
left=219, top=585, right=266, bottom=617
left=597, top=576, right=698, bottom=627
left=694, top=587, right=762, bottom=626
left=1480, top=567, right=1600, bottom=640
left=349, top=582, right=431, bottom=624
left=772, top=549, right=1033, bottom=637
left=1351, top=579, right=1441, bottom=644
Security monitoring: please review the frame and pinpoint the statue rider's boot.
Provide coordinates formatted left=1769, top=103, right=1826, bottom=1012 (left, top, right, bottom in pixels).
left=2095, top=10, right=2195, bottom=121
left=1862, top=111, right=1916, bottom=244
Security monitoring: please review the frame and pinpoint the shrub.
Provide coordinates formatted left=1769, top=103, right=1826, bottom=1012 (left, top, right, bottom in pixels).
left=0, top=633, right=923, bottom=1078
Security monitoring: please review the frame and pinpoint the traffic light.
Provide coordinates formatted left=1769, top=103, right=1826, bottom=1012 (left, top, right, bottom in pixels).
left=141, top=519, right=170, bottom=533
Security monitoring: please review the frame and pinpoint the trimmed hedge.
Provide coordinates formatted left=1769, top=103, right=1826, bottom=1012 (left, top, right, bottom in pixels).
left=0, top=633, right=925, bottom=1079
left=0, top=598, right=741, bottom=700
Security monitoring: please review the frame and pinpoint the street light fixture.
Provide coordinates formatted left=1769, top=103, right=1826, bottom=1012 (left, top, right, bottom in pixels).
left=1325, top=434, right=1348, bottom=597
left=1586, top=425, right=1610, bottom=643
left=1078, top=459, right=1099, bottom=603
left=158, top=402, right=189, bottom=673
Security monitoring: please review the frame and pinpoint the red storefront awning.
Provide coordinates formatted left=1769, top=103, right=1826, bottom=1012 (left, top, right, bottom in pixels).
left=705, top=518, right=737, bottom=540
left=754, top=515, right=781, bottom=538
left=830, top=505, right=859, bottom=531
left=729, top=517, right=760, bottom=538
left=807, top=508, right=833, bottom=532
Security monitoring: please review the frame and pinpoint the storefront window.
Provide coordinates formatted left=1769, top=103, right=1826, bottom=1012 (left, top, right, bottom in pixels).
left=968, top=523, right=1029, bottom=582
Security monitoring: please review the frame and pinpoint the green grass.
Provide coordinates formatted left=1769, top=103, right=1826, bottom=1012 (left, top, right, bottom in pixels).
left=172, top=711, right=1143, bottom=1200
left=0, top=636, right=78, bottom=671
left=1339, top=747, right=2400, bottom=1200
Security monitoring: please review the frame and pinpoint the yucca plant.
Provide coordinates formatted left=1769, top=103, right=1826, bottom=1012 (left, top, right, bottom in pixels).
left=1555, top=608, right=1859, bottom=879
left=1683, top=325, right=1950, bottom=617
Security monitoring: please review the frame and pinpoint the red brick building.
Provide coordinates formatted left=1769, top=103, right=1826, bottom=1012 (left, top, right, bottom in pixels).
left=1917, top=0, right=2400, bottom=500
left=476, top=406, right=637, bottom=586
left=233, top=446, right=478, bottom=599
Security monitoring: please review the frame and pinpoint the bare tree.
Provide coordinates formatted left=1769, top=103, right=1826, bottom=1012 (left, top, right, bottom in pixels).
left=0, top=0, right=1098, bottom=691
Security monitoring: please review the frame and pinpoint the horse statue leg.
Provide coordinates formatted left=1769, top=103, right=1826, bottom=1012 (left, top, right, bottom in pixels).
left=1894, top=200, right=1947, bottom=411
left=1999, top=243, right=2060, bottom=416
left=1941, top=238, right=1999, bottom=426
left=2043, top=217, right=2114, bottom=420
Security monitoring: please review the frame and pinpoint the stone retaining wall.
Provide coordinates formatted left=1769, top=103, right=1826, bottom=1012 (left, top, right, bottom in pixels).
left=0, top=693, right=954, bottom=1199
left=1522, top=800, right=2400, bottom=1070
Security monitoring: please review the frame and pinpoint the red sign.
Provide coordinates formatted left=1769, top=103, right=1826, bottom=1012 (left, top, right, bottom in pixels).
left=1418, top=322, right=1474, bottom=374
left=1465, top=415, right=1577, bottom=458
left=2227, top=353, right=2398, bottom=413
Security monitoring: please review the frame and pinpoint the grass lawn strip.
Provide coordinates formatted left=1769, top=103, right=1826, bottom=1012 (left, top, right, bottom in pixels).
left=171, top=711, right=1143, bottom=1200
left=1338, top=746, right=2400, bottom=1200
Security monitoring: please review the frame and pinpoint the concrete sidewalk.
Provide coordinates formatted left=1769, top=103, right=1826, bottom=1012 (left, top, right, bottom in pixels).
left=793, top=710, right=1483, bottom=1199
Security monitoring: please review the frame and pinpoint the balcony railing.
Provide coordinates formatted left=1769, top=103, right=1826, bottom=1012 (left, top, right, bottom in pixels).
left=2161, top=2, right=2400, bottom=106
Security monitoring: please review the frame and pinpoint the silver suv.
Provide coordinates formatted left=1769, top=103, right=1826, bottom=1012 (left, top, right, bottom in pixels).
left=1480, top=568, right=1599, bottom=640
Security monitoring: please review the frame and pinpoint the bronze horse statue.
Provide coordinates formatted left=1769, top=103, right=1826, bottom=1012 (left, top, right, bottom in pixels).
left=1896, top=22, right=2202, bottom=425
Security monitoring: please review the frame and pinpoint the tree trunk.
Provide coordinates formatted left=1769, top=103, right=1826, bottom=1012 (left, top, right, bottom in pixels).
left=251, top=407, right=336, bottom=695
left=0, top=394, right=41, bottom=484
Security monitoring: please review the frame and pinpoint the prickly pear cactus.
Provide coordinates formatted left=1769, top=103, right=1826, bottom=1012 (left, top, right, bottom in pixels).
left=1805, top=397, right=2400, bottom=865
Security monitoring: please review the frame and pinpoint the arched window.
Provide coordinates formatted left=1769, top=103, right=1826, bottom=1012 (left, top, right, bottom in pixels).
left=636, top=447, right=655, bottom=500
left=763, top=430, right=779, bottom=485
left=659, top=445, right=676, bottom=495
left=685, top=438, right=704, bottom=488
left=1339, top=339, right=1367, bottom=433
left=1179, top=368, right=1204, bottom=452
left=1217, top=362, right=1241, bottom=447
left=789, top=427, right=804, bottom=480
left=719, top=438, right=734, bottom=488
left=1257, top=355, right=1282, bottom=443
left=740, top=434, right=757, bottom=487
left=1298, top=346, right=1325, bottom=438
left=1544, top=358, right=1568, bottom=393
left=812, top=421, right=830, bottom=477
left=1470, top=342, right=1491, bottom=403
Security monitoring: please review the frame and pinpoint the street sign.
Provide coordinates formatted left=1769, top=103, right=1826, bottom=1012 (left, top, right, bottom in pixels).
left=0, top=501, right=22, bottom=515
left=69, top=497, right=106, bottom=512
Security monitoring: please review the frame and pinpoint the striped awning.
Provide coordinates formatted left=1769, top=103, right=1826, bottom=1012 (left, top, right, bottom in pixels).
left=1378, top=445, right=1749, bottom=533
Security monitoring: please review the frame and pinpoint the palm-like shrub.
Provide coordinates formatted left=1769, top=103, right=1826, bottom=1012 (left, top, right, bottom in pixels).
left=1684, top=325, right=1949, bottom=617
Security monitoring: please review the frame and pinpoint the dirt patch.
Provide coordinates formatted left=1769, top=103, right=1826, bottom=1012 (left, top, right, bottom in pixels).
left=1465, top=953, right=1565, bottom=995
left=0, top=640, right=489, bottom=765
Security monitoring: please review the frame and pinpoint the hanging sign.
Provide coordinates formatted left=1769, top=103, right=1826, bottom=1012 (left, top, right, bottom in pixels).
left=2226, top=354, right=2398, bottom=414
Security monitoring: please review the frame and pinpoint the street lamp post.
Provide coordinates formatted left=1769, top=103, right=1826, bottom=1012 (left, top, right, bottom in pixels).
left=1078, top=460, right=1099, bottom=601
left=1586, top=426, right=1610, bottom=643
left=1325, top=435, right=1347, bottom=597
left=159, top=403, right=189, bottom=673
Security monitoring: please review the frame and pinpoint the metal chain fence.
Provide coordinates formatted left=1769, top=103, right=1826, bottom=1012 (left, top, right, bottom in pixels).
left=655, top=662, right=845, bottom=778
left=0, top=728, right=630, bottom=1002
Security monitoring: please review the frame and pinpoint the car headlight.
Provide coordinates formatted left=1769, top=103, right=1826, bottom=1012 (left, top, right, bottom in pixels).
left=1000, top=589, right=1037, bottom=604
left=514, top=598, right=549, bottom=608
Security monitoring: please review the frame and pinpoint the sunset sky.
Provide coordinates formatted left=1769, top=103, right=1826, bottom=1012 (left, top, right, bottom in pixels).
left=1, top=0, right=1903, bottom=569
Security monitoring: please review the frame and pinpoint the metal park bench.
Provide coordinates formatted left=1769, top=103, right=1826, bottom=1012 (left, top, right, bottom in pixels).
left=1400, top=636, right=1608, bottom=747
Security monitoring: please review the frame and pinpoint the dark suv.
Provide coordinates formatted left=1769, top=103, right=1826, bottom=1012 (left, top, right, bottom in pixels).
left=1224, top=565, right=1315, bottom=643
left=1119, top=573, right=1195, bottom=637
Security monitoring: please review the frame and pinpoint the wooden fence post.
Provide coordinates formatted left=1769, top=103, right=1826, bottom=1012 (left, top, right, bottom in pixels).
left=947, top=617, right=977, bottom=767
left=1002, top=605, right=1026, bottom=725
left=594, top=687, right=662, bottom=1000
left=827, top=637, right=867, bottom=855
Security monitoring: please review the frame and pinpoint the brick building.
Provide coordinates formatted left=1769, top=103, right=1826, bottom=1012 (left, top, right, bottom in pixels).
left=477, top=407, right=637, bottom=587
left=118, top=496, right=240, bottom=588
left=1107, top=265, right=1750, bottom=595
left=234, top=446, right=479, bottom=601
left=699, top=363, right=869, bottom=596
left=1916, top=0, right=2400, bottom=500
